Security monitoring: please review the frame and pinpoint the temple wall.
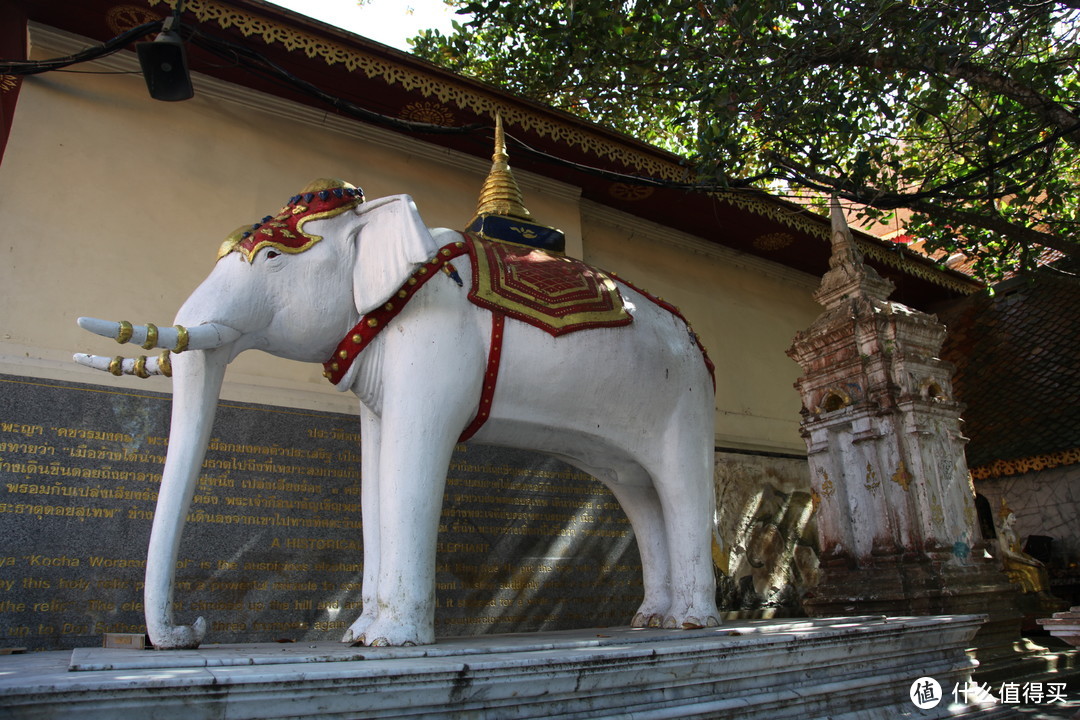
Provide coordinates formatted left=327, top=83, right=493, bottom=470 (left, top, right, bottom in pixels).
left=976, top=468, right=1080, bottom=586
left=712, top=450, right=816, bottom=615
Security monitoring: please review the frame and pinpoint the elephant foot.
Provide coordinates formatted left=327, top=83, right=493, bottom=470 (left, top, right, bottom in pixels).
left=661, top=614, right=721, bottom=630
left=661, top=603, right=721, bottom=630
left=341, top=610, right=377, bottom=645
left=631, top=597, right=671, bottom=629
left=148, top=616, right=207, bottom=649
left=355, top=617, right=434, bottom=648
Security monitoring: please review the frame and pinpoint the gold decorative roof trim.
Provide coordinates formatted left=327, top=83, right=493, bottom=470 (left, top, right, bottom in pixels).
left=713, top=191, right=980, bottom=295
left=971, top=448, right=1080, bottom=480
left=146, top=0, right=680, bottom=180
left=145, top=0, right=979, bottom=296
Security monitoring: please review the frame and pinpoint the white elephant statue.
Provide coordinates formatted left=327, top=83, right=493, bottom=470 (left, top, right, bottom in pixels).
left=75, top=178, right=720, bottom=648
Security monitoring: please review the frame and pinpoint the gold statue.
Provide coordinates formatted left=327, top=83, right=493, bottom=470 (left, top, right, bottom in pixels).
left=995, top=498, right=1050, bottom=594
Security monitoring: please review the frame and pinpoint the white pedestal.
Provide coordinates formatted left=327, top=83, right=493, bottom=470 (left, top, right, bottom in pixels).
left=0, top=616, right=1000, bottom=719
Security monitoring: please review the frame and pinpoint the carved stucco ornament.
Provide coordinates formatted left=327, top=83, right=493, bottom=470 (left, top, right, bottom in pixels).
left=890, top=460, right=912, bottom=491
left=864, top=463, right=880, bottom=492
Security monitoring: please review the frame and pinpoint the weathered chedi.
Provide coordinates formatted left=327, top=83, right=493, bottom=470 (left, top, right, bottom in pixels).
left=75, top=127, right=720, bottom=649
left=787, top=200, right=1025, bottom=664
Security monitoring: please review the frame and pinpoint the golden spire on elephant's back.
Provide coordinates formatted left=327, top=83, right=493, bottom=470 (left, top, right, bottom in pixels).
left=467, top=114, right=565, bottom=253
left=474, top=115, right=533, bottom=221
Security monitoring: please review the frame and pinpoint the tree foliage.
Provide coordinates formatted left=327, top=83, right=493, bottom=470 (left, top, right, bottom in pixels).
left=413, top=0, right=1080, bottom=282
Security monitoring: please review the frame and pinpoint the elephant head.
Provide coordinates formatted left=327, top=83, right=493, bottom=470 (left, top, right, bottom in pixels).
left=75, top=179, right=439, bottom=648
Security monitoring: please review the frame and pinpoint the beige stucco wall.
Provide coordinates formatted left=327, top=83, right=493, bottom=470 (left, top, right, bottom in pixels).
left=1, top=24, right=817, bottom=454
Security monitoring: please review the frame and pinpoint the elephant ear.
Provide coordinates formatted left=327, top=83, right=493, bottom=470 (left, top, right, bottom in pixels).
left=352, top=194, right=438, bottom=314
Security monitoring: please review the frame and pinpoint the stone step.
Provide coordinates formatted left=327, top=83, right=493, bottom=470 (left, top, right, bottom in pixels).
left=0, top=615, right=1004, bottom=719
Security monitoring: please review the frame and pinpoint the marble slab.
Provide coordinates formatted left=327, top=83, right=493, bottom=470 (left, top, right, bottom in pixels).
left=0, top=615, right=1007, bottom=719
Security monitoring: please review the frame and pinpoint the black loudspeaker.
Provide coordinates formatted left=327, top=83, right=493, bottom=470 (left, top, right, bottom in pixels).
left=136, top=31, right=193, bottom=101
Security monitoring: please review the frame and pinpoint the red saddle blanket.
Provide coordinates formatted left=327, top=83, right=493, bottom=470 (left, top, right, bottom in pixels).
left=465, top=233, right=632, bottom=336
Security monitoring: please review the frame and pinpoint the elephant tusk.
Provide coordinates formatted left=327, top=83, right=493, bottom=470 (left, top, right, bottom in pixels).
left=74, top=351, right=174, bottom=378
left=77, top=318, right=240, bottom=352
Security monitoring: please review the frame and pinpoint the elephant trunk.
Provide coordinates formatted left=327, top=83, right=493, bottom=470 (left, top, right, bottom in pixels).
left=144, top=344, right=230, bottom=649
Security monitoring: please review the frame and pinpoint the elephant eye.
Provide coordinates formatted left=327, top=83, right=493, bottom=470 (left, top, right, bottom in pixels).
left=265, top=250, right=281, bottom=259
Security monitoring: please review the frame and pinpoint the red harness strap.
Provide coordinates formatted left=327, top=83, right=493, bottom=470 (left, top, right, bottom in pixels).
left=323, top=241, right=468, bottom=386
left=322, top=239, right=503, bottom=442
left=459, top=312, right=504, bottom=442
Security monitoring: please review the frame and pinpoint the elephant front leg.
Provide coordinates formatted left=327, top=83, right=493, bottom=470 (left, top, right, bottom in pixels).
left=356, top=415, right=460, bottom=647
left=343, top=406, right=381, bottom=644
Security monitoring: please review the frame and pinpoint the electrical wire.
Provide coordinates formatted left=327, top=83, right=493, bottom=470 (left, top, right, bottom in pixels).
left=185, top=28, right=484, bottom=136
left=0, top=21, right=163, bottom=74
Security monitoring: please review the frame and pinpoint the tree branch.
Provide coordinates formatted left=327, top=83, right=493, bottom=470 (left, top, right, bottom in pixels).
left=904, top=199, right=1076, bottom=259
left=802, top=45, right=1080, bottom=147
left=769, top=154, right=1077, bottom=258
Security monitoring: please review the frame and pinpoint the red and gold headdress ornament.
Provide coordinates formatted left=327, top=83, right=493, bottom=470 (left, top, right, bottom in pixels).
left=217, top=178, right=364, bottom=262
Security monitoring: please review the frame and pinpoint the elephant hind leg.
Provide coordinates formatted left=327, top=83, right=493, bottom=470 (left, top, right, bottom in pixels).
left=646, top=434, right=720, bottom=630
left=602, top=480, right=672, bottom=627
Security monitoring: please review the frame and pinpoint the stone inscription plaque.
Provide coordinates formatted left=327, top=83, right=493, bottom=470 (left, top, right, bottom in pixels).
left=0, top=374, right=641, bottom=650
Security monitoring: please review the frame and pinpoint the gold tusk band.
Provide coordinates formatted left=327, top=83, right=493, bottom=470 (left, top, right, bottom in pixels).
left=159, top=350, right=172, bottom=377
left=173, top=325, right=189, bottom=353
left=108, top=356, right=124, bottom=376
left=134, top=356, right=150, bottom=378
left=142, top=323, right=159, bottom=350
left=116, top=321, right=133, bottom=345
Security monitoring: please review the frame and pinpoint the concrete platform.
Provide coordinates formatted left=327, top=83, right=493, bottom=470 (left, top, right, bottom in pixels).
left=0, top=615, right=999, bottom=719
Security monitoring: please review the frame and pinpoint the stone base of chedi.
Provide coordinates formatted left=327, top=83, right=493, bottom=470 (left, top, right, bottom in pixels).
left=1038, top=606, right=1080, bottom=647
left=0, top=617, right=1002, bottom=720
left=802, top=552, right=1039, bottom=682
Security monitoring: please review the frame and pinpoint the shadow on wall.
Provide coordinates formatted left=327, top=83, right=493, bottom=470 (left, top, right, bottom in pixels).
left=713, top=452, right=818, bottom=617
